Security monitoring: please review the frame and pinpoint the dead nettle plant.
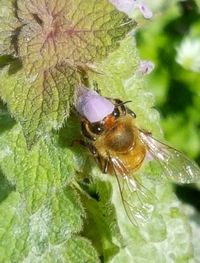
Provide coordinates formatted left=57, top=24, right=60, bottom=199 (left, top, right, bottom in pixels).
left=0, top=1, right=198, bottom=263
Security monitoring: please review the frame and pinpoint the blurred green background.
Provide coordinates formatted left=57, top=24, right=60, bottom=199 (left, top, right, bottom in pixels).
left=137, top=0, right=200, bottom=209
left=137, top=0, right=200, bottom=164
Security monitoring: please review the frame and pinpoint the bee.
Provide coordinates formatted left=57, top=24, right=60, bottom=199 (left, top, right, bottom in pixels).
left=75, top=85, right=200, bottom=224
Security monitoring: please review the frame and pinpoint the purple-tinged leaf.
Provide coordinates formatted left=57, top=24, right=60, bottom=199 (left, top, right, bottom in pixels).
left=0, top=62, right=79, bottom=147
left=16, top=0, right=135, bottom=75
left=0, top=0, right=135, bottom=146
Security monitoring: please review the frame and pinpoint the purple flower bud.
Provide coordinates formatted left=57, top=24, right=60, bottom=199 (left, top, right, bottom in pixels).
left=109, top=0, right=153, bottom=19
left=109, top=0, right=136, bottom=15
left=137, top=3, right=153, bottom=19
left=138, top=60, right=155, bottom=75
left=75, top=86, right=114, bottom=123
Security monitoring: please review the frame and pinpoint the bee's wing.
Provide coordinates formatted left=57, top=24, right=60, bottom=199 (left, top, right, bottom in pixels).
left=139, top=130, right=200, bottom=184
left=110, top=156, right=155, bottom=226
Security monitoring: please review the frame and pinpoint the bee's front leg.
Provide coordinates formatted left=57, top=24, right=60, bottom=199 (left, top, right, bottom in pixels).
left=87, top=143, right=103, bottom=171
left=81, top=121, right=96, bottom=141
left=86, top=142, right=109, bottom=174
left=102, top=159, right=109, bottom=174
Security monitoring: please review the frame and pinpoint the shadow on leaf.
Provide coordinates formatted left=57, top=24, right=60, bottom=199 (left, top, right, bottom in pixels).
left=0, top=55, right=22, bottom=74
left=0, top=100, right=16, bottom=134
left=175, top=184, right=200, bottom=212
left=0, top=169, right=16, bottom=203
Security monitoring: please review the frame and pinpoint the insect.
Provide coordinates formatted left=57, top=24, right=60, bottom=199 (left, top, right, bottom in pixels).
left=75, top=85, right=200, bottom=225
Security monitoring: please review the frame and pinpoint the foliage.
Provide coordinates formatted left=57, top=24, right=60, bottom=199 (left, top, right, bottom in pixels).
left=0, top=0, right=199, bottom=262
left=137, top=0, right=200, bottom=162
left=0, top=0, right=133, bottom=147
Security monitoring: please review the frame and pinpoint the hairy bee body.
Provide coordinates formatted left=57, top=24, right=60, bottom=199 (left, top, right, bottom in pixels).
left=75, top=85, right=200, bottom=225
left=93, top=115, right=147, bottom=175
left=75, top=85, right=200, bottom=182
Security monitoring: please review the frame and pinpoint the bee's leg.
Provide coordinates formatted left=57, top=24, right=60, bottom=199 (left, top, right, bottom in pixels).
left=102, top=159, right=109, bottom=174
left=86, top=142, right=109, bottom=174
left=94, top=157, right=109, bottom=174
left=72, top=136, right=106, bottom=174
left=81, top=122, right=96, bottom=141
left=139, top=129, right=152, bottom=136
left=87, top=143, right=105, bottom=172
left=87, top=143, right=98, bottom=156
left=95, top=156, right=104, bottom=172
left=73, top=138, right=98, bottom=158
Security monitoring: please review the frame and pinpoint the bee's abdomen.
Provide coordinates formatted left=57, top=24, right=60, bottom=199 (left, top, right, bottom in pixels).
left=105, top=124, right=134, bottom=153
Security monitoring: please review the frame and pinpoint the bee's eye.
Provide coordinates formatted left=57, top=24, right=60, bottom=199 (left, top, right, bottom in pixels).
left=90, top=122, right=104, bottom=135
left=112, top=108, right=120, bottom=118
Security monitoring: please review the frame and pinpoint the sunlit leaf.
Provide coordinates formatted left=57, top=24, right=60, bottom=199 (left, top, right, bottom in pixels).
left=16, top=0, right=134, bottom=75
left=0, top=62, right=78, bottom=146
left=0, top=191, right=99, bottom=263
left=0, top=120, right=119, bottom=262
left=0, top=0, right=134, bottom=146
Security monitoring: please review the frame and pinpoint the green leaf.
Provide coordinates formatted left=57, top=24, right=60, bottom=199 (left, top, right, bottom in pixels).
left=0, top=122, right=101, bottom=262
left=41, top=237, right=100, bottom=263
left=0, top=35, right=197, bottom=262
left=0, top=3, right=198, bottom=262
left=0, top=0, right=135, bottom=146
left=0, top=192, right=30, bottom=263
left=0, top=61, right=79, bottom=147
left=78, top=178, right=123, bottom=262
left=0, top=191, right=99, bottom=263
left=0, top=124, right=74, bottom=211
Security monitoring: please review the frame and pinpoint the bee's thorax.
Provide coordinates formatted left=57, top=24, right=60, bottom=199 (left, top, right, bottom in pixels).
left=104, top=121, right=134, bottom=153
